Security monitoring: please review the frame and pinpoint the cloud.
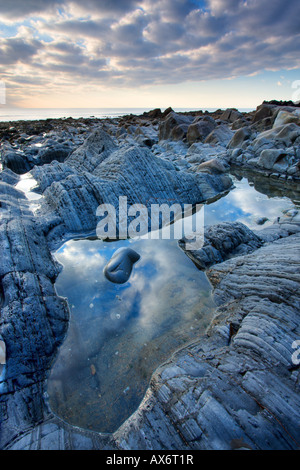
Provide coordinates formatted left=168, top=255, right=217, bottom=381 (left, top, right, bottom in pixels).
left=0, top=36, right=42, bottom=65
left=1, top=0, right=300, bottom=103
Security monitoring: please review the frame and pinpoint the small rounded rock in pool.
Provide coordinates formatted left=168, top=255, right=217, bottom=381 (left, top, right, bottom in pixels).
left=103, top=247, right=140, bottom=284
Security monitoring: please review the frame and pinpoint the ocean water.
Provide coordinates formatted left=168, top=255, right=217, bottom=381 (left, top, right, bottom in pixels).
left=0, top=107, right=254, bottom=122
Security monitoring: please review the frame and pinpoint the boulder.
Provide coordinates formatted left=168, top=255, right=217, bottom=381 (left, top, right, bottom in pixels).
left=273, top=110, right=300, bottom=128
left=197, top=158, right=228, bottom=174
left=159, top=112, right=193, bottom=141
left=143, top=108, right=162, bottom=119
left=250, top=116, right=274, bottom=133
left=1, top=143, right=33, bottom=175
left=179, top=222, right=262, bottom=270
left=38, top=144, right=72, bottom=164
left=187, top=119, right=216, bottom=144
left=204, top=124, right=234, bottom=146
left=227, top=127, right=252, bottom=149
left=252, top=104, right=277, bottom=123
left=170, top=123, right=190, bottom=141
left=232, top=118, right=250, bottom=130
left=219, top=108, right=244, bottom=123
left=257, top=149, right=289, bottom=170
left=253, top=123, right=300, bottom=155
left=103, top=248, right=140, bottom=284
left=162, top=107, right=174, bottom=118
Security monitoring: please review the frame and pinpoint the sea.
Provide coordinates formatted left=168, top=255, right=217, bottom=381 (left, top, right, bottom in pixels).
left=0, top=107, right=254, bottom=122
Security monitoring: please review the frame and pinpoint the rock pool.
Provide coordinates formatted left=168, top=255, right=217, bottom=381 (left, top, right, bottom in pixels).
left=47, top=172, right=299, bottom=433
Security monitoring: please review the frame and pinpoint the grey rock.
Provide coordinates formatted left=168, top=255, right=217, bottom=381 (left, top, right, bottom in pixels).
left=257, top=148, right=289, bottom=170
left=104, top=247, right=140, bottom=284
left=227, top=126, right=252, bottom=149
left=179, top=222, right=263, bottom=270
left=252, top=123, right=300, bottom=155
left=31, top=134, right=232, bottom=238
left=197, top=158, right=228, bottom=174
left=38, top=144, right=72, bottom=164
left=252, top=103, right=277, bottom=123
left=1, top=114, right=300, bottom=451
left=66, top=127, right=117, bottom=172
left=219, top=109, right=244, bottom=123
left=273, top=110, right=300, bottom=128
left=255, top=217, right=269, bottom=225
left=187, top=120, right=216, bottom=144
left=1, top=143, right=33, bottom=175
left=158, top=112, right=194, bottom=141
left=231, top=118, right=250, bottom=130
left=204, top=124, right=234, bottom=147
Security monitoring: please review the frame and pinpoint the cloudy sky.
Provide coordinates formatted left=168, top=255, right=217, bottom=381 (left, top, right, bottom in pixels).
left=0, top=0, right=300, bottom=108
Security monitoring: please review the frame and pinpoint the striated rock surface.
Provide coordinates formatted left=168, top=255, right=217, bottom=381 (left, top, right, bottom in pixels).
left=30, top=129, right=232, bottom=242
left=179, top=222, right=263, bottom=270
left=8, top=219, right=299, bottom=450
left=1, top=106, right=300, bottom=450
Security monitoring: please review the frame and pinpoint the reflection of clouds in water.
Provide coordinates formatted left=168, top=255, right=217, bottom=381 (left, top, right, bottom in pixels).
left=57, top=242, right=107, bottom=271
left=15, top=173, right=42, bottom=202
left=54, top=237, right=210, bottom=350
left=205, top=178, right=295, bottom=229
left=48, top=175, right=299, bottom=432
left=129, top=240, right=208, bottom=335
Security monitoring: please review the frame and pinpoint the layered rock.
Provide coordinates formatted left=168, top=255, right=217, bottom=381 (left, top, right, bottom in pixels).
left=30, top=129, right=232, bottom=242
left=1, top=108, right=300, bottom=451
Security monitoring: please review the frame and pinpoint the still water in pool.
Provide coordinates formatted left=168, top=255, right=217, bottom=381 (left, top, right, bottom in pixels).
left=47, top=172, right=299, bottom=433
left=48, top=237, right=214, bottom=433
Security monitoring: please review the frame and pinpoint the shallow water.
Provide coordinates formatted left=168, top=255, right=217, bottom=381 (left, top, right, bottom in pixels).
left=48, top=238, right=214, bottom=433
left=15, top=173, right=43, bottom=213
left=47, top=173, right=300, bottom=433
left=204, top=173, right=299, bottom=230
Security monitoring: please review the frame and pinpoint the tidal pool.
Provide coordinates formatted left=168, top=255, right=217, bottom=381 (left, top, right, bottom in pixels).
left=48, top=238, right=215, bottom=433
left=47, top=172, right=300, bottom=433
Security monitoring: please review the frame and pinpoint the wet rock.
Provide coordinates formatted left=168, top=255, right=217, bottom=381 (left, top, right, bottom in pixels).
left=38, top=144, right=72, bottom=164
left=2, top=110, right=300, bottom=451
left=0, top=169, right=20, bottom=185
left=32, top=136, right=232, bottom=237
left=255, top=217, right=269, bottom=225
left=104, top=248, right=140, bottom=284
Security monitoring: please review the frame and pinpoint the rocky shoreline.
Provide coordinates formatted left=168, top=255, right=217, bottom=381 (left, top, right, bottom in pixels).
left=0, top=102, right=299, bottom=450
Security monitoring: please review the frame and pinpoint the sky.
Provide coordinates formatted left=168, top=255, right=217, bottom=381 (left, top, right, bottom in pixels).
left=0, top=0, right=300, bottom=109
